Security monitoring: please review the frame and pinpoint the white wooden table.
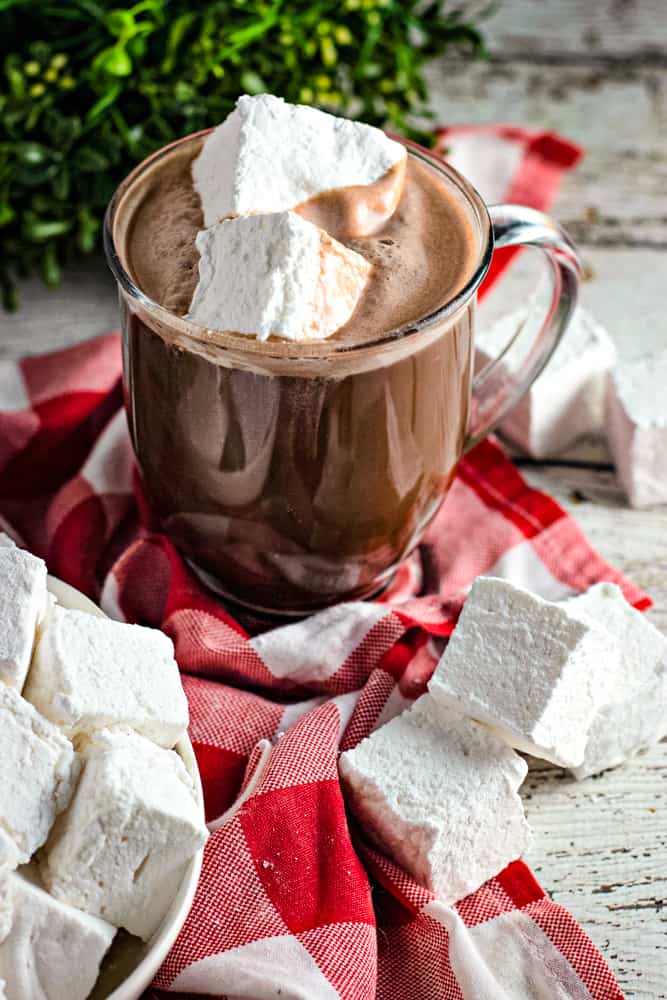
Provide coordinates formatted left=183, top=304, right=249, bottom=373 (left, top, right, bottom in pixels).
left=2, top=4, right=665, bottom=996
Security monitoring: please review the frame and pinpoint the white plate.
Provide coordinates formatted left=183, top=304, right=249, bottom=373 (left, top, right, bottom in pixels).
left=46, top=576, right=205, bottom=1000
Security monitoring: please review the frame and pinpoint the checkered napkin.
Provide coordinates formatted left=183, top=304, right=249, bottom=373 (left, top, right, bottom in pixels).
left=0, top=127, right=646, bottom=999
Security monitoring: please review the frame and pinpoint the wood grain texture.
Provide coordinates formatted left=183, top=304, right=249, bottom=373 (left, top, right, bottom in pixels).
left=522, top=743, right=667, bottom=1000
left=482, top=0, right=667, bottom=60
left=425, top=60, right=667, bottom=244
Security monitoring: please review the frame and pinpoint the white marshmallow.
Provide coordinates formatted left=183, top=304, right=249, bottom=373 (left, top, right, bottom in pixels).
left=25, top=605, right=188, bottom=748
left=0, top=688, right=79, bottom=872
left=339, top=694, right=529, bottom=903
left=192, top=93, right=406, bottom=232
left=42, top=729, right=208, bottom=941
left=0, top=868, right=115, bottom=1000
left=188, top=210, right=370, bottom=342
left=562, top=583, right=667, bottom=779
left=476, top=306, right=617, bottom=459
left=428, top=577, right=619, bottom=768
left=0, top=541, right=48, bottom=691
left=607, top=351, right=667, bottom=508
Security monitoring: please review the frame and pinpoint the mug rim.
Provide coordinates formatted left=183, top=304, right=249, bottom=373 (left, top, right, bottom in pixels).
left=103, top=128, right=494, bottom=360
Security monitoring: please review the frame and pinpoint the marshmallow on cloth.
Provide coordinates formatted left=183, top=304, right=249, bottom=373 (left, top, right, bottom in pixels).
left=188, top=210, right=371, bottom=341
left=0, top=868, right=115, bottom=1000
left=192, top=93, right=406, bottom=233
left=42, top=729, right=208, bottom=941
left=0, top=687, right=79, bottom=872
left=607, top=350, right=667, bottom=508
left=562, top=582, right=667, bottom=779
left=476, top=306, right=616, bottom=458
left=429, top=577, right=619, bottom=768
left=0, top=535, right=48, bottom=691
left=339, top=693, right=529, bottom=904
left=25, top=605, right=188, bottom=748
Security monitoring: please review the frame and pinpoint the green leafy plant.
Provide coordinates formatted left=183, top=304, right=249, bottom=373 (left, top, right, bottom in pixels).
left=1, top=0, right=485, bottom=308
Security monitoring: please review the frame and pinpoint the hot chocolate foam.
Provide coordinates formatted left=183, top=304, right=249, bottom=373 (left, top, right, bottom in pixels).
left=118, top=135, right=478, bottom=348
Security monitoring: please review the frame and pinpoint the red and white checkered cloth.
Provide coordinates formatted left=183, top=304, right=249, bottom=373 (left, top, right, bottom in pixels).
left=0, top=126, right=644, bottom=999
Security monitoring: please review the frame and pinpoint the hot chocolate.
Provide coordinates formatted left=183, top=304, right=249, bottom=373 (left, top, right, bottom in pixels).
left=112, top=133, right=481, bottom=613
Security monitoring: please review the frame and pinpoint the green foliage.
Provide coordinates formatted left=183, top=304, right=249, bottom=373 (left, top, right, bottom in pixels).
left=0, top=0, right=485, bottom=308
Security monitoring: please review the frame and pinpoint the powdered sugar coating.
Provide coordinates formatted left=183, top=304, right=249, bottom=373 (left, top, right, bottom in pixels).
left=0, top=869, right=115, bottom=1000
left=339, top=694, right=529, bottom=904
left=429, top=577, right=619, bottom=767
left=563, top=582, right=667, bottom=778
left=0, top=688, right=80, bottom=871
left=188, top=210, right=370, bottom=341
left=607, top=350, right=667, bottom=507
left=192, top=93, right=406, bottom=229
left=42, top=729, right=208, bottom=941
left=0, top=540, right=48, bottom=692
left=25, top=605, right=188, bottom=748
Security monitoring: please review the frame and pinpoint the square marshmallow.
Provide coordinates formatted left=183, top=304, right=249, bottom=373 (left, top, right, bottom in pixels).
left=563, top=582, right=667, bottom=779
left=188, top=210, right=370, bottom=342
left=0, top=538, right=48, bottom=691
left=476, top=306, right=617, bottom=459
left=428, top=577, right=619, bottom=768
left=25, top=605, right=188, bottom=748
left=607, top=351, right=667, bottom=508
left=0, top=868, right=115, bottom=1000
left=42, top=729, right=208, bottom=941
left=339, top=694, right=529, bottom=903
left=192, top=93, right=406, bottom=232
left=0, top=687, right=79, bottom=872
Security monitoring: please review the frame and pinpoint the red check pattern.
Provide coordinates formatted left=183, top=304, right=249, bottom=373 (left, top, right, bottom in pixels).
left=0, top=127, right=637, bottom=998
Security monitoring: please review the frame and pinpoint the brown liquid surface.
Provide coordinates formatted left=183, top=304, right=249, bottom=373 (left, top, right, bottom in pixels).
left=121, top=137, right=476, bottom=346
left=115, top=135, right=479, bottom=613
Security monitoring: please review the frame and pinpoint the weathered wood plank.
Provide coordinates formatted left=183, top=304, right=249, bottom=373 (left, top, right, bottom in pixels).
left=523, top=463, right=667, bottom=629
left=523, top=740, right=667, bottom=1000
left=426, top=60, right=667, bottom=243
left=0, top=257, right=118, bottom=358
left=481, top=0, right=667, bottom=60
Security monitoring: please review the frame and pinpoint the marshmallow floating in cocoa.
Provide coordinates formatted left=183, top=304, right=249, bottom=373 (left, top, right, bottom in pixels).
left=192, top=93, right=407, bottom=236
left=188, top=210, right=371, bottom=342
left=607, top=350, right=667, bottom=508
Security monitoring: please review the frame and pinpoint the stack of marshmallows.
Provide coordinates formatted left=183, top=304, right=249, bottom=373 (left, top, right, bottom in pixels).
left=186, top=93, right=407, bottom=342
left=340, top=575, right=667, bottom=905
left=0, top=535, right=208, bottom=1000
left=477, top=305, right=667, bottom=509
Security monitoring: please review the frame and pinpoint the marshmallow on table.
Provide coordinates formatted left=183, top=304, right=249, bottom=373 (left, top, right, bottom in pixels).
left=0, top=537, right=48, bottom=691
left=24, top=605, right=188, bottom=748
left=607, top=351, right=667, bottom=508
left=192, top=93, right=407, bottom=234
left=188, top=210, right=370, bottom=342
left=0, top=868, right=115, bottom=1000
left=0, top=687, right=79, bottom=872
left=42, top=729, right=208, bottom=941
left=429, top=577, right=619, bottom=768
left=339, top=694, right=529, bottom=903
left=476, top=306, right=617, bottom=459
left=562, top=582, right=667, bottom=779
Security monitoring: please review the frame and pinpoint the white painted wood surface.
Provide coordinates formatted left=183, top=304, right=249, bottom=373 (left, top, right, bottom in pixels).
left=1, top=3, right=666, bottom=997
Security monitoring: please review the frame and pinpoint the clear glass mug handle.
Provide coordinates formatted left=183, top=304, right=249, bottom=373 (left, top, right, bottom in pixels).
left=465, top=204, right=582, bottom=451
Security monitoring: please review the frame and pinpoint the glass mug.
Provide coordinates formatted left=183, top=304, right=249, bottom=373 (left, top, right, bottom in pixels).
left=104, top=133, right=580, bottom=616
